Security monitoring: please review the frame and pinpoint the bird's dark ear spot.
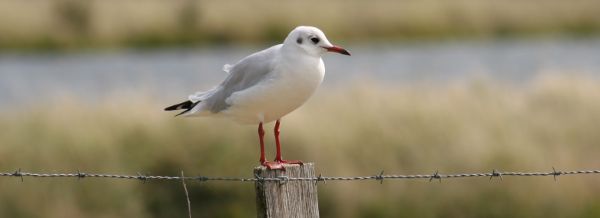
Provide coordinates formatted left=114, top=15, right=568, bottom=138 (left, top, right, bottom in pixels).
left=296, top=37, right=303, bottom=44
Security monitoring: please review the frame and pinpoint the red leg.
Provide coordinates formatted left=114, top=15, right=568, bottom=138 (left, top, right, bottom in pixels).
left=273, top=119, right=303, bottom=165
left=259, top=122, right=284, bottom=170
left=274, top=119, right=282, bottom=161
left=258, top=122, right=266, bottom=164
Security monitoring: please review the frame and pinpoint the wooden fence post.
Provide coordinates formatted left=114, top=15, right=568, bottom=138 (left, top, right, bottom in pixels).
left=254, top=163, right=319, bottom=218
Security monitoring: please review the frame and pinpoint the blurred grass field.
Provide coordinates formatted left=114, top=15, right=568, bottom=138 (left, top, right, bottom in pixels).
left=1, top=75, right=600, bottom=217
left=2, top=0, right=600, bottom=49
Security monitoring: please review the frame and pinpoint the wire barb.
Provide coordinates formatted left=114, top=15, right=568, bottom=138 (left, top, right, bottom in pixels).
left=375, top=170, right=385, bottom=184
left=489, top=169, right=503, bottom=181
left=13, top=168, right=23, bottom=182
left=136, top=172, right=148, bottom=183
left=315, top=174, right=326, bottom=185
left=76, top=170, right=86, bottom=180
left=552, top=167, right=562, bottom=182
left=429, top=170, right=442, bottom=183
left=194, top=176, right=208, bottom=182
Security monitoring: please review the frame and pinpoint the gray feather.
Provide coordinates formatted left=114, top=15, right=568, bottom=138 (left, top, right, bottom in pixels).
left=197, top=44, right=280, bottom=113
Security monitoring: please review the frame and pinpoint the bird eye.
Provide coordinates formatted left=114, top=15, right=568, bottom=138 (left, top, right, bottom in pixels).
left=310, top=37, right=320, bottom=44
left=296, top=37, right=303, bottom=44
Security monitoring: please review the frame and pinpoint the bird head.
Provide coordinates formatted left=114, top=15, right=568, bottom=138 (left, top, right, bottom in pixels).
left=284, top=26, right=351, bottom=57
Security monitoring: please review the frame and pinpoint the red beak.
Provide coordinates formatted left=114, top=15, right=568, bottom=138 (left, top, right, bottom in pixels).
left=322, top=45, right=351, bottom=56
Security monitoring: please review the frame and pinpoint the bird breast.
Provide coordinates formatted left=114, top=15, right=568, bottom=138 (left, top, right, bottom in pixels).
left=265, top=57, right=324, bottom=114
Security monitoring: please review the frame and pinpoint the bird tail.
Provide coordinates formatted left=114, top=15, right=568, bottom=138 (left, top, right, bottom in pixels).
left=164, top=100, right=201, bottom=116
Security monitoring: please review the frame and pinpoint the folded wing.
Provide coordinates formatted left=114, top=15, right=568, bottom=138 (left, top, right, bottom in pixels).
left=187, top=44, right=281, bottom=114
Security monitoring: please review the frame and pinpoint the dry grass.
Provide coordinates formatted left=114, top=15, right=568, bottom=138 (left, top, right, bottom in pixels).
left=1, top=75, right=600, bottom=217
left=1, top=0, right=600, bottom=49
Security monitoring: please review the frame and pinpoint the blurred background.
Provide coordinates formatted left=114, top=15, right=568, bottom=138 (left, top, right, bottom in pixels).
left=1, top=0, right=600, bottom=217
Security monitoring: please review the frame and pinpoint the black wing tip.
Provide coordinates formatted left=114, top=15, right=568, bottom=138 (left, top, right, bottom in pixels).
left=165, top=100, right=200, bottom=116
left=164, top=100, right=194, bottom=111
left=175, top=110, right=188, bottom=117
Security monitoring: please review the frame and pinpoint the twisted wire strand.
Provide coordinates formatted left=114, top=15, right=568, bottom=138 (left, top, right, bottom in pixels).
left=1, top=169, right=599, bottom=183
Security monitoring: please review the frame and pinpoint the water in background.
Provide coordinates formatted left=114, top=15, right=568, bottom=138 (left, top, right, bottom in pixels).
left=1, top=38, right=600, bottom=108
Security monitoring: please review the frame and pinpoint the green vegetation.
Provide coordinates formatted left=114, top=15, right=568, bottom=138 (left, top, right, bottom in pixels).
left=2, top=0, right=600, bottom=50
left=1, top=75, right=600, bottom=217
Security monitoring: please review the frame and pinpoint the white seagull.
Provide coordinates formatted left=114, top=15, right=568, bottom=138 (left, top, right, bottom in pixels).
left=165, top=26, right=350, bottom=169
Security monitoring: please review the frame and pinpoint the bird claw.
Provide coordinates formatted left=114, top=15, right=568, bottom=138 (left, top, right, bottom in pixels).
left=261, top=160, right=303, bottom=171
left=262, top=161, right=285, bottom=170
left=276, top=159, right=303, bottom=165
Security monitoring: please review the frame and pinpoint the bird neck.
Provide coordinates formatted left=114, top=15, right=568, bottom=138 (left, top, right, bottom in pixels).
left=281, top=43, right=321, bottom=61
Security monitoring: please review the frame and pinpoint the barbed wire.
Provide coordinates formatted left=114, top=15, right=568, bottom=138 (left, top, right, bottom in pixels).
left=1, top=167, right=599, bottom=183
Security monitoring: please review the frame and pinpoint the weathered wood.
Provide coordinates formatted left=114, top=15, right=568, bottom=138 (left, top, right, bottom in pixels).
left=255, top=163, right=319, bottom=218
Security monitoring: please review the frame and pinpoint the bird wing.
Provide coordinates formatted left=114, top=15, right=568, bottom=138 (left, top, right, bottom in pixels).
left=190, top=44, right=281, bottom=113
